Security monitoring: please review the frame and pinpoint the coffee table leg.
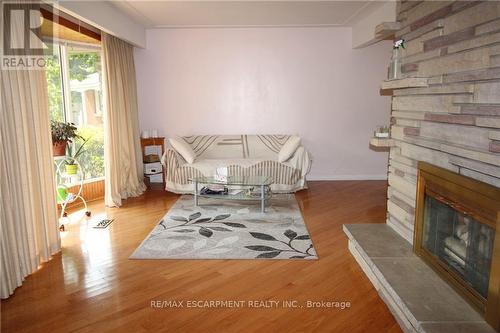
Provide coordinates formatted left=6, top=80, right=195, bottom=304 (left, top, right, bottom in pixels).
left=261, top=184, right=265, bottom=213
left=194, top=180, right=198, bottom=206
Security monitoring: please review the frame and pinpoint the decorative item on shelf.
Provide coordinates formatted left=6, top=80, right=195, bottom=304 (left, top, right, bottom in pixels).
left=65, top=136, right=90, bottom=175
left=374, top=125, right=390, bottom=138
left=370, top=125, right=393, bottom=150
left=388, top=39, right=405, bottom=80
left=141, top=129, right=159, bottom=138
left=51, top=121, right=79, bottom=156
left=144, top=154, right=160, bottom=163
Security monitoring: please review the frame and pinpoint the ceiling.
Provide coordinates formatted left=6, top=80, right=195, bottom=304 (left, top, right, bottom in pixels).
left=109, top=1, right=379, bottom=28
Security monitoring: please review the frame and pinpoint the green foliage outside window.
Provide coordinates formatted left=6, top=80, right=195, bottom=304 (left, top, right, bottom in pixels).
left=75, top=126, right=104, bottom=179
left=46, top=47, right=105, bottom=180
left=68, top=52, right=99, bottom=81
left=45, top=54, right=64, bottom=122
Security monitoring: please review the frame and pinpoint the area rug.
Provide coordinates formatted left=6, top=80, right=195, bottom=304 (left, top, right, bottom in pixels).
left=130, top=194, right=317, bottom=260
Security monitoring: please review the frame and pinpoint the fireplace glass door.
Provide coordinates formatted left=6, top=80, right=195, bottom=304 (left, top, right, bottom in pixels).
left=422, top=194, right=495, bottom=299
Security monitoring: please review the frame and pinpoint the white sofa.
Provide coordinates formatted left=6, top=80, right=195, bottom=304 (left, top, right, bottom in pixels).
left=161, top=135, right=312, bottom=194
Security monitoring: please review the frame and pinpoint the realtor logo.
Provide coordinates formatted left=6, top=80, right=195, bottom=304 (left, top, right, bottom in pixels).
left=1, top=1, right=54, bottom=69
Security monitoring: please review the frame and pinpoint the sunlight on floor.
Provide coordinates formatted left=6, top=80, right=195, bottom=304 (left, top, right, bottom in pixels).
left=78, top=213, right=112, bottom=258
left=60, top=206, right=115, bottom=297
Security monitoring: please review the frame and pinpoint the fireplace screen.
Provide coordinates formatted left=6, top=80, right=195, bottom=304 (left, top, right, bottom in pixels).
left=415, top=162, right=500, bottom=330
left=422, top=195, right=495, bottom=298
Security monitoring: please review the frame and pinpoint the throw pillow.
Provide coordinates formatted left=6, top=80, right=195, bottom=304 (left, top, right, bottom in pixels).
left=278, top=136, right=301, bottom=162
left=169, top=137, right=196, bottom=164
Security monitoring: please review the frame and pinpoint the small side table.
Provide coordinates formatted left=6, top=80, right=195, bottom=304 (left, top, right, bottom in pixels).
left=140, top=137, right=165, bottom=189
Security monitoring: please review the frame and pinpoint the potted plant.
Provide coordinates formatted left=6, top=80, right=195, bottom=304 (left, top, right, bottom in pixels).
left=374, top=125, right=390, bottom=138
left=65, top=137, right=90, bottom=175
left=51, top=121, right=79, bottom=156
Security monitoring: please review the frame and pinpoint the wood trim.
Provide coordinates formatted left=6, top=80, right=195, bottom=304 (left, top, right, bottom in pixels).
left=487, top=212, right=500, bottom=331
left=61, top=179, right=104, bottom=210
left=140, top=137, right=166, bottom=148
left=40, top=6, right=101, bottom=42
left=418, top=162, right=500, bottom=201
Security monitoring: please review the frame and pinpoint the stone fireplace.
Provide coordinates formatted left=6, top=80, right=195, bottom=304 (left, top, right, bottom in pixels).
left=414, top=162, right=500, bottom=330
left=344, top=1, right=500, bottom=332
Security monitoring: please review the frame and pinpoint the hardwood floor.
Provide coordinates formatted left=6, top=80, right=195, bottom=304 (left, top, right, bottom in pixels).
left=1, top=181, right=401, bottom=333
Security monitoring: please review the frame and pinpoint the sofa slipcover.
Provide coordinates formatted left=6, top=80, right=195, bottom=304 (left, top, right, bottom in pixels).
left=161, top=135, right=312, bottom=193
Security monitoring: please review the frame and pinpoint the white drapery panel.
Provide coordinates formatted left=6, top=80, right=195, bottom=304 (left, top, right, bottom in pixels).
left=102, top=32, right=145, bottom=207
left=0, top=5, right=61, bottom=298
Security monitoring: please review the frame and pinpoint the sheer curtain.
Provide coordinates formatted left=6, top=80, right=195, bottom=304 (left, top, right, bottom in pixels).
left=102, top=32, right=145, bottom=207
left=0, top=6, right=61, bottom=298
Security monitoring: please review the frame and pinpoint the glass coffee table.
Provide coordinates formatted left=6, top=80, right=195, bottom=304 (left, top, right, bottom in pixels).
left=190, top=176, right=273, bottom=213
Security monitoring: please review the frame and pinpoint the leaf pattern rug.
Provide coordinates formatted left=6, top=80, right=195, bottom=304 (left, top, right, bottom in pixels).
left=130, top=194, right=317, bottom=260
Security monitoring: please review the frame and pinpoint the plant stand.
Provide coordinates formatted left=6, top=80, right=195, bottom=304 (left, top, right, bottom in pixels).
left=54, top=156, right=91, bottom=231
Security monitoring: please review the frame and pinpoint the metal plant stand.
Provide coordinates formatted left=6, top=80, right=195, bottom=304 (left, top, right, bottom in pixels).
left=54, top=156, right=91, bottom=231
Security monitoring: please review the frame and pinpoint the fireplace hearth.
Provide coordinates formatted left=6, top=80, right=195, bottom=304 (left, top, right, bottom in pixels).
left=414, top=162, right=500, bottom=331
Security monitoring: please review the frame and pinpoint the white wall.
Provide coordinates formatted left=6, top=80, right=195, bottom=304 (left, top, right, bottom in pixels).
left=135, top=27, right=392, bottom=180
left=351, top=1, right=397, bottom=49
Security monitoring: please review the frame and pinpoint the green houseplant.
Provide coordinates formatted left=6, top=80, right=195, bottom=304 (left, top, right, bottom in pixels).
left=51, top=121, right=79, bottom=156
left=65, top=137, right=90, bottom=175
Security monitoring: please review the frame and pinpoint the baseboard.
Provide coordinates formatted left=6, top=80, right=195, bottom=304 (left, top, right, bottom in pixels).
left=308, top=174, right=388, bottom=181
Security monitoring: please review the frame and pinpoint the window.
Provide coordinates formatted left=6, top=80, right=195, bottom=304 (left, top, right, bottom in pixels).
left=45, top=47, right=64, bottom=122
left=46, top=43, right=105, bottom=180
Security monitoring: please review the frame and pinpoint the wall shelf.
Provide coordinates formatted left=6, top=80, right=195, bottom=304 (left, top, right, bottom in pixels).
left=381, top=77, right=429, bottom=90
left=355, top=21, right=401, bottom=49
left=375, top=22, right=401, bottom=40
left=370, top=137, right=394, bottom=149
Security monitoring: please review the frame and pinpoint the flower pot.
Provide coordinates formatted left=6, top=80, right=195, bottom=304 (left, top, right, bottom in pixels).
left=53, top=141, right=67, bottom=156
left=375, top=132, right=390, bottom=138
left=65, top=164, right=78, bottom=175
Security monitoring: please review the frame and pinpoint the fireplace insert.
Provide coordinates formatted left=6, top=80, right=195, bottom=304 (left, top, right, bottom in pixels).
left=414, top=162, right=500, bottom=331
